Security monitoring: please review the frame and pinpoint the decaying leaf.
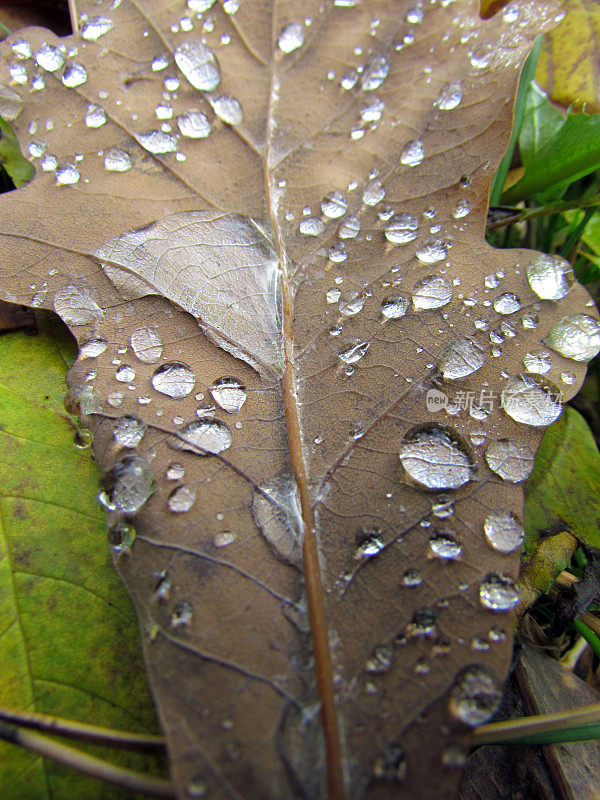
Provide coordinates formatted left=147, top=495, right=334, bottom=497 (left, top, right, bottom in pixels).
left=0, top=2, right=598, bottom=799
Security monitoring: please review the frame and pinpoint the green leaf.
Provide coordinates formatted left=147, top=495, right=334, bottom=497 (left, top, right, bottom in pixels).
left=0, top=117, right=34, bottom=188
left=0, top=311, right=165, bottom=799
left=503, top=93, right=600, bottom=203
left=524, top=406, right=600, bottom=553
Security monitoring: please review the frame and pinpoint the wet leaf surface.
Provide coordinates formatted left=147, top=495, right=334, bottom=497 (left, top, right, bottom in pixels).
left=0, top=312, right=163, bottom=799
left=0, top=2, right=598, bottom=799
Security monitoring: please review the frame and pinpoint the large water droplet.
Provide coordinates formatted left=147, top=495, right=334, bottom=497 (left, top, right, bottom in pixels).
left=449, top=666, right=502, bottom=725
left=339, top=340, right=369, bottom=364
left=104, top=148, right=132, bottom=172
left=103, top=454, right=153, bottom=513
left=416, top=239, right=447, bottom=264
left=479, top=574, right=519, bottom=611
left=470, top=43, right=493, bottom=70
left=130, top=327, right=163, bottom=363
left=385, top=213, right=419, bottom=244
left=114, top=415, right=146, bottom=448
left=62, top=62, right=87, bottom=88
left=86, top=104, right=107, bottom=128
left=339, top=292, right=365, bottom=317
left=485, top=439, right=534, bottom=483
left=252, top=475, right=303, bottom=566
left=152, top=363, right=195, bottom=398
left=354, top=528, right=385, bottom=560
left=56, top=163, right=80, bottom=185
left=300, top=217, right=325, bottom=236
left=501, top=375, right=563, bottom=426
left=429, top=532, right=462, bottom=559
left=168, top=484, right=196, bottom=513
left=381, top=295, right=409, bottom=319
left=115, top=365, right=135, bottom=383
left=523, top=350, right=552, bottom=374
left=545, top=314, right=600, bottom=362
left=484, top=511, right=524, bottom=553
left=361, top=97, right=384, bottom=121
left=399, top=426, right=474, bottom=489
left=338, top=216, right=360, bottom=238
left=436, top=82, right=462, bottom=110
left=278, top=23, right=304, bottom=53
left=493, top=293, right=521, bottom=314
left=412, top=275, right=452, bottom=310
left=210, top=95, right=243, bottom=125
left=81, top=16, right=114, bottom=41
left=177, top=419, right=232, bottom=455
left=400, top=139, right=424, bottom=167
left=177, top=111, right=212, bottom=138
left=135, top=130, right=177, bottom=155
left=363, top=180, right=385, bottom=206
left=437, top=338, right=484, bottom=379
left=174, top=40, right=220, bottom=91
left=321, top=191, right=347, bottom=219
left=35, top=43, right=64, bottom=72
left=80, top=339, right=107, bottom=358
left=210, top=377, right=247, bottom=413
left=526, top=254, right=574, bottom=301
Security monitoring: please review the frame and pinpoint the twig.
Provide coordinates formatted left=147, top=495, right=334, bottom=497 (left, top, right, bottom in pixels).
left=486, top=196, right=600, bottom=232
left=0, top=721, right=176, bottom=799
left=68, top=0, right=79, bottom=34
left=471, top=701, right=600, bottom=745
left=0, top=706, right=165, bottom=751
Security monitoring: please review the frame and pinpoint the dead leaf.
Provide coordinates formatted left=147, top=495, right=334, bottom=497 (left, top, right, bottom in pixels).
left=0, top=2, right=598, bottom=799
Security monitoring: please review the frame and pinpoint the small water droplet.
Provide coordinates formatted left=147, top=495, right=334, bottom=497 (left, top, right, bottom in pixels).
left=186, top=774, right=207, bottom=798
left=168, top=484, right=196, bottom=513
left=479, top=574, right=519, bottom=611
left=62, top=62, right=87, bottom=87
left=360, top=97, right=384, bottom=121
left=545, top=314, right=600, bottom=362
left=526, top=254, right=574, bottom=301
left=485, top=438, right=534, bottom=483
left=35, top=43, right=65, bottom=72
left=400, top=139, right=424, bottom=167
left=252, top=475, right=302, bottom=566
left=362, top=179, right=385, bottom=205
left=354, top=528, right=385, bottom=559
left=399, top=426, right=474, bottom=490
left=523, top=350, right=552, bottom=374
left=175, top=40, right=220, bottom=91
left=152, top=363, right=195, bottom=398
left=361, top=56, right=389, bottom=91
left=209, top=377, right=247, bottom=413
left=130, top=327, right=163, bottom=363
left=437, top=338, right=484, bottom=379
left=321, top=191, right=347, bottom=219
left=493, top=293, right=521, bottom=314
left=176, top=418, right=232, bottom=455
left=278, top=22, right=304, bottom=53
left=339, top=340, right=369, bottom=364
left=299, top=217, right=325, bottom=236
left=107, top=521, right=136, bottom=553
left=104, top=148, right=132, bottom=172
left=210, top=95, right=243, bottom=125
left=171, top=600, right=193, bottom=628
left=385, top=213, right=419, bottom=244
left=115, top=364, right=135, bottom=383
left=412, top=275, right=452, bottom=309
left=54, top=285, right=102, bottom=325
left=366, top=643, right=393, bottom=673
left=501, top=375, right=563, bottom=426
left=416, top=239, right=447, bottom=264
left=470, top=43, right=493, bottom=69
left=452, top=199, right=471, bottom=219
left=381, top=295, right=409, bottom=319
left=214, top=531, right=236, bottom=547
left=55, top=163, right=80, bottom=185
left=135, top=130, right=177, bottom=154
left=429, top=533, right=462, bottom=559
left=449, top=665, right=502, bottom=725
left=436, top=81, right=462, bottom=110
left=338, top=216, right=360, bottom=239
left=339, top=292, right=365, bottom=317
left=484, top=511, right=524, bottom=553
left=114, top=415, right=146, bottom=448
left=81, top=16, right=114, bottom=41
left=86, top=104, right=107, bottom=128
left=103, top=454, right=153, bottom=513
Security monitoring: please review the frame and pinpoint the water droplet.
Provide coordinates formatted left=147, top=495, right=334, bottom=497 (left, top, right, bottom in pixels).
left=56, top=163, right=80, bottom=185
left=80, top=339, right=107, bottom=358
left=152, top=363, right=195, bottom=398
left=402, top=568, right=422, bottom=587
left=104, top=148, right=132, bottom=172
left=252, top=475, right=302, bottom=566
left=470, top=43, right=493, bottom=69
left=35, top=43, right=64, bottom=72
left=103, top=454, right=153, bottom=513
left=339, top=340, right=369, bottom=364
left=401, top=139, right=424, bottom=167
left=86, top=104, right=107, bottom=128
left=484, top=511, right=524, bottom=554
left=54, top=285, right=102, bottom=325
left=321, top=191, right=347, bottom=219
left=115, top=364, right=135, bottom=382
left=328, top=243, right=348, bottom=262
left=381, top=295, right=409, bottom=319
left=339, top=292, right=365, bottom=317
left=81, top=16, right=114, bottom=41
left=300, top=217, right=325, bottom=236
left=11, top=39, right=32, bottom=60
left=485, top=438, right=534, bottom=483
left=479, top=574, right=519, bottom=611
left=171, top=600, right=193, bottom=627
left=438, top=338, right=484, bottom=379
left=363, top=179, right=385, bottom=205
left=399, top=426, right=474, bottom=489
left=502, top=1, right=520, bottom=22
left=545, top=314, right=600, bottom=362
left=338, top=216, right=360, bottom=238
left=452, top=199, right=471, bottom=219
left=366, top=643, right=393, bottom=673
left=135, top=130, right=177, bottom=154
left=385, top=213, right=419, bottom=244
left=327, top=288, right=342, bottom=304
left=130, top=327, right=163, bottom=363
left=168, top=484, right=196, bottom=512
left=523, top=350, right=552, bottom=374
left=360, top=97, right=384, bottom=121
left=449, top=665, right=501, bottom=725
left=429, top=533, right=462, bottom=559
left=107, top=521, right=136, bottom=553
left=373, top=743, right=406, bottom=782
left=526, top=254, right=574, bottom=301
left=416, top=239, right=447, bottom=264
left=114, top=415, right=146, bottom=448
left=493, top=293, right=521, bottom=314
left=166, top=464, right=185, bottom=481
left=62, top=62, right=87, bottom=88
left=436, top=82, right=462, bottom=110
left=361, top=56, right=389, bottom=91
left=210, top=95, right=243, bottom=125
left=209, top=377, right=246, bottom=413
left=561, top=371, right=576, bottom=385
left=177, top=418, right=232, bottom=455
left=278, top=22, right=304, bottom=53
left=412, top=275, right=452, bottom=310
left=174, top=40, right=220, bottom=91
left=501, top=375, right=563, bottom=426
left=354, top=528, right=385, bottom=559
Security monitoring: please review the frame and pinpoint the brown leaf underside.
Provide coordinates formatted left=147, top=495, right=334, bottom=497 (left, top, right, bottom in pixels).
left=0, top=2, right=597, bottom=800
